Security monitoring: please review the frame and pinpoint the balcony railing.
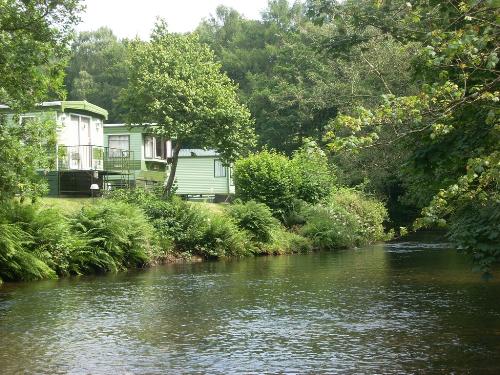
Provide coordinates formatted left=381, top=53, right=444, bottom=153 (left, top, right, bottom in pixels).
left=57, top=145, right=135, bottom=172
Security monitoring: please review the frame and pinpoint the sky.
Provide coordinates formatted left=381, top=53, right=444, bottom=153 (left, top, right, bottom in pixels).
left=76, top=0, right=270, bottom=39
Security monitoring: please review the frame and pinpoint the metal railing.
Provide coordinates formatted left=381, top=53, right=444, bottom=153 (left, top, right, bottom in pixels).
left=57, top=145, right=134, bottom=172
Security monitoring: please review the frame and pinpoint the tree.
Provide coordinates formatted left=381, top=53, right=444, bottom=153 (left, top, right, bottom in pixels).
left=0, top=0, right=82, bottom=111
left=321, top=0, right=499, bottom=273
left=0, top=116, right=57, bottom=201
left=197, top=1, right=417, bottom=155
left=121, top=20, right=255, bottom=196
left=0, top=0, right=81, bottom=201
left=65, top=27, right=128, bottom=122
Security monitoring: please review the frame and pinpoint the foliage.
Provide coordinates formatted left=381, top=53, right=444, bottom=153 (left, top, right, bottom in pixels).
left=234, top=143, right=336, bottom=219
left=198, top=214, right=252, bottom=258
left=65, top=27, right=128, bottom=122
left=120, top=20, right=255, bottom=194
left=291, top=139, right=334, bottom=203
left=104, top=186, right=161, bottom=206
left=260, top=227, right=313, bottom=255
left=416, top=152, right=500, bottom=275
left=319, top=0, right=499, bottom=272
left=300, top=204, right=358, bottom=250
left=106, top=191, right=253, bottom=259
left=197, top=1, right=416, bottom=153
left=234, top=150, right=299, bottom=219
left=0, top=0, right=82, bottom=111
left=71, top=201, right=159, bottom=273
left=0, top=201, right=66, bottom=282
left=0, top=116, right=58, bottom=201
left=228, top=200, right=280, bottom=243
left=300, top=188, right=390, bottom=249
left=3, top=201, right=87, bottom=276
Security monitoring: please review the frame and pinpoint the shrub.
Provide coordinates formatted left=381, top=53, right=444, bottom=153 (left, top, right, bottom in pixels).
left=6, top=202, right=89, bottom=276
left=447, top=202, right=500, bottom=276
left=234, top=150, right=299, bottom=220
left=113, top=193, right=253, bottom=259
left=71, top=201, right=159, bottom=273
left=0, top=202, right=65, bottom=282
left=197, top=214, right=253, bottom=258
left=291, top=139, right=335, bottom=204
left=300, top=188, right=389, bottom=249
left=104, top=186, right=161, bottom=206
left=234, top=145, right=336, bottom=220
left=300, top=204, right=358, bottom=249
left=0, top=222, right=56, bottom=283
left=228, top=200, right=279, bottom=242
left=260, top=227, right=313, bottom=255
left=327, top=188, right=389, bottom=245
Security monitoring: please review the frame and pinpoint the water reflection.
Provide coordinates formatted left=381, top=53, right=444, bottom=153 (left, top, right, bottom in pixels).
left=1, top=242, right=499, bottom=374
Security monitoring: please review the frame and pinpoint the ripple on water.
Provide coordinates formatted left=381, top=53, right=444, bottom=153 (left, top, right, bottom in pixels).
left=1, top=241, right=500, bottom=374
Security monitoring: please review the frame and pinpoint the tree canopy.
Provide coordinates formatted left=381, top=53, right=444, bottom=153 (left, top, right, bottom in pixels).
left=316, top=0, right=499, bottom=274
left=0, top=0, right=82, bottom=201
left=65, top=27, right=128, bottom=122
left=120, top=20, right=255, bottom=194
left=0, top=0, right=82, bottom=111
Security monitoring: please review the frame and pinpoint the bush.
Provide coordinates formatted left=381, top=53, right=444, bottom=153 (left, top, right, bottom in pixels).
left=71, top=201, right=159, bottom=273
left=234, top=144, right=336, bottom=221
left=327, top=188, right=389, bottom=244
left=104, top=186, right=161, bottom=206
left=300, top=204, right=358, bottom=249
left=300, top=188, right=389, bottom=249
left=0, top=201, right=75, bottom=282
left=259, top=227, right=313, bottom=255
left=198, top=214, right=253, bottom=258
left=110, top=192, right=253, bottom=259
left=234, top=150, right=299, bottom=220
left=0, top=222, right=56, bottom=283
left=228, top=200, right=279, bottom=242
left=291, top=139, right=335, bottom=204
left=447, top=202, right=500, bottom=276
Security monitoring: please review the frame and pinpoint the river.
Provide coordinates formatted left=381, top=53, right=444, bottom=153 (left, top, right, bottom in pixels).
left=1, top=240, right=499, bottom=374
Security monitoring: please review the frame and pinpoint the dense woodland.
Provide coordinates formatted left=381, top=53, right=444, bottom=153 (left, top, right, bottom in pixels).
left=0, top=0, right=499, bottom=280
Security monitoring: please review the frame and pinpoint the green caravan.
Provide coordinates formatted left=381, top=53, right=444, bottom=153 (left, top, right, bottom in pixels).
left=103, top=124, right=234, bottom=201
left=0, top=101, right=133, bottom=196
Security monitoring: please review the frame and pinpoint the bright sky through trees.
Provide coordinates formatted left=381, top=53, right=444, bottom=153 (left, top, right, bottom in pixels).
left=76, top=0, right=271, bottom=39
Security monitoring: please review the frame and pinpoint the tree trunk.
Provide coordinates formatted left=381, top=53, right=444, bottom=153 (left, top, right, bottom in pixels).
left=164, top=142, right=182, bottom=198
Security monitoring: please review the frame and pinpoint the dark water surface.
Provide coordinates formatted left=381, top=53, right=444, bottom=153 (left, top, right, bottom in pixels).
left=1, top=241, right=500, bottom=374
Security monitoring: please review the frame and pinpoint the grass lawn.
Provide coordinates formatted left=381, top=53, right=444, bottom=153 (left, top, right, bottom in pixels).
left=39, top=197, right=228, bottom=216
left=39, top=197, right=94, bottom=214
left=189, top=201, right=228, bottom=215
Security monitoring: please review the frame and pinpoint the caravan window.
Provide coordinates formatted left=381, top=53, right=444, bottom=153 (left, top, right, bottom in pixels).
left=108, top=135, right=129, bottom=157
left=155, top=137, right=163, bottom=158
left=144, top=136, right=154, bottom=158
left=214, top=160, right=226, bottom=177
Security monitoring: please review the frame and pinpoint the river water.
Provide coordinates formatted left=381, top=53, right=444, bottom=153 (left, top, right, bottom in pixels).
left=1, top=240, right=499, bottom=374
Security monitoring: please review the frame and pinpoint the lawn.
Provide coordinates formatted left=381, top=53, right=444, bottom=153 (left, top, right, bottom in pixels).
left=189, top=201, right=228, bottom=215
left=39, top=197, right=93, bottom=215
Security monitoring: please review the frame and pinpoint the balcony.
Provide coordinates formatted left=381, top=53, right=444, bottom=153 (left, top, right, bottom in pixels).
left=57, top=145, right=136, bottom=172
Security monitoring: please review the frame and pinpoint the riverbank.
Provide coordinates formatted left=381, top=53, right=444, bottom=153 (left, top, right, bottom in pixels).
left=0, top=188, right=390, bottom=284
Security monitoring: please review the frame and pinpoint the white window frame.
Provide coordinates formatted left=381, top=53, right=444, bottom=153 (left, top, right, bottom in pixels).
left=144, top=135, right=171, bottom=160
left=144, top=135, right=155, bottom=159
left=108, top=134, right=130, bottom=158
left=69, top=114, right=94, bottom=146
left=214, top=159, right=226, bottom=178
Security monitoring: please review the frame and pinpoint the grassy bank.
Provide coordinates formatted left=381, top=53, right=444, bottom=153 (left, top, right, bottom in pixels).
left=1, top=188, right=390, bottom=284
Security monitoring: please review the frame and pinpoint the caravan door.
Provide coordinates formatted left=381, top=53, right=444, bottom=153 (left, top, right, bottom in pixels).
left=79, top=116, right=91, bottom=170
